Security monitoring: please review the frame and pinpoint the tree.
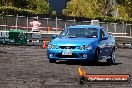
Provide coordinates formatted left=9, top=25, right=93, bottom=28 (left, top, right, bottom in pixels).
left=13, top=0, right=28, bottom=8
left=62, top=0, right=101, bottom=18
left=0, top=0, right=13, bottom=6
left=52, top=11, right=57, bottom=16
left=97, top=0, right=114, bottom=16
left=26, top=0, right=49, bottom=14
left=0, top=0, right=49, bottom=14
left=116, top=0, right=132, bottom=17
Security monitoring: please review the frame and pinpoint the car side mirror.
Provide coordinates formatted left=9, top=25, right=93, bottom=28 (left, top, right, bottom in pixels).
left=101, top=36, right=108, bottom=40
left=52, top=35, right=57, bottom=39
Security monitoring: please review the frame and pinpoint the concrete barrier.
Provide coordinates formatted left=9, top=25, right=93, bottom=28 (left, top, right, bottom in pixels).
left=115, top=36, right=132, bottom=48
left=26, top=32, right=60, bottom=46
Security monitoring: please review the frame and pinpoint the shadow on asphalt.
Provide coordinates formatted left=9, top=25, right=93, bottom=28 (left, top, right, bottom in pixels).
left=56, top=61, right=122, bottom=66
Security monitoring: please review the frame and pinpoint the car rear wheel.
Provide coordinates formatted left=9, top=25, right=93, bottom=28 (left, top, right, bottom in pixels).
left=106, top=49, right=115, bottom=64
left=49, top=59, right=56, bottom=63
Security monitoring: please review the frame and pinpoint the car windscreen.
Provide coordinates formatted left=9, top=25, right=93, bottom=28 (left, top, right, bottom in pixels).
left=58, top=28, right=98, bottom=38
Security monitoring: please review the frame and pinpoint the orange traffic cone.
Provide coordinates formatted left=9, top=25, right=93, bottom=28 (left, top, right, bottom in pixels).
left=42, top=40, right=47, bottom=48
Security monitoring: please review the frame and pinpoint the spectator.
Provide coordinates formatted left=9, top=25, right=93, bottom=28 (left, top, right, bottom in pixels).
left=30, top=17, right=41, bottom=32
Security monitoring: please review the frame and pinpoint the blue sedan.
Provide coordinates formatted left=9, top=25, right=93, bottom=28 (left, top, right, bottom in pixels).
left=47, top=25, right=116, bottom=64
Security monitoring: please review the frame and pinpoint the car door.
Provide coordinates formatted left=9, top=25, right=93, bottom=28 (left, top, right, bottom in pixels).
left=99, top=28, right=108, bottom=59
left=105, top=33, right=115, bottom=57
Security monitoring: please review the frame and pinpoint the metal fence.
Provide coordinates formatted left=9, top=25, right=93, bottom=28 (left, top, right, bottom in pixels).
left=0, top=15, right=132, bottom=37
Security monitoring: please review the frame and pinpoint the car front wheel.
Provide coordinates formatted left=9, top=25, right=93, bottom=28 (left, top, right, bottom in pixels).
left=106, top=49, right=115, bottom=64
left=94, top=49, right=100, bottom=63
left=49, top=59, right=56, bottom=63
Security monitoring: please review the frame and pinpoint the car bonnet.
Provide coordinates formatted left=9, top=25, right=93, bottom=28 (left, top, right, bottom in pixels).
left=50, top=38, right=98, bottom=46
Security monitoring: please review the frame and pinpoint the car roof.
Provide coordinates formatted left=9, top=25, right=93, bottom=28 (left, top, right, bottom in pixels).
left=67, top=25, right=103, bottom=30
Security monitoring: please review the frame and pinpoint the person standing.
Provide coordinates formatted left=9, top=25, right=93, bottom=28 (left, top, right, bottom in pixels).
left=30, top=17, right=41, bottom=32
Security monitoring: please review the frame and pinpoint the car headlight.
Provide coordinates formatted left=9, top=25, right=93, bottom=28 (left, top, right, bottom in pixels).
left=80, top=45, right=92, bottom=50
left=48, top=44, right=57, bottom=49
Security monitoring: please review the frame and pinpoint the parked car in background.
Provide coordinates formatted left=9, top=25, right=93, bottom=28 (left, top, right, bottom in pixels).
left=47, top=25, right=116, bottom=64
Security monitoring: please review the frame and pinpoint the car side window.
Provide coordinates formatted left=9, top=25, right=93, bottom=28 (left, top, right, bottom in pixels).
left=102, top=28, right=107, bottom=35
left=100, top=29, right=105, bottom=38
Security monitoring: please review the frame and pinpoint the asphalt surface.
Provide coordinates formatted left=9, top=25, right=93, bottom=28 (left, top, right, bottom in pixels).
left=0, top=45, right=132, bottom=88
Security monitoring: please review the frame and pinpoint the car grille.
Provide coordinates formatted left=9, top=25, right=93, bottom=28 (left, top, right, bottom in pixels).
left=59, top=46, right=77, bottom=49
left=56, top=53, right=78, bottom=58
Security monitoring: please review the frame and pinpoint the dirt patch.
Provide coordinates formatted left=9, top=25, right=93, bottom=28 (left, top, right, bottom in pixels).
left=0, top=45, right=132, bottom=88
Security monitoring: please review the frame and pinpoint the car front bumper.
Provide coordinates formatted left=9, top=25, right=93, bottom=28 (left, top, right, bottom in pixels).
left=47, top=49, right=95, bottom=61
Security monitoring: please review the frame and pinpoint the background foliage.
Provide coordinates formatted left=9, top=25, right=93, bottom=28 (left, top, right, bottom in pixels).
left=62, top=0, right=132, bottom=23
left=0, top=0, right=132, bottom=23
left=0, top=0, right=49, bottom=15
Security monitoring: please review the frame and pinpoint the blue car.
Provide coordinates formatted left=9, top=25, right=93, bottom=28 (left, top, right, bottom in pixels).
left=47, top=25, right=116, bottom=64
